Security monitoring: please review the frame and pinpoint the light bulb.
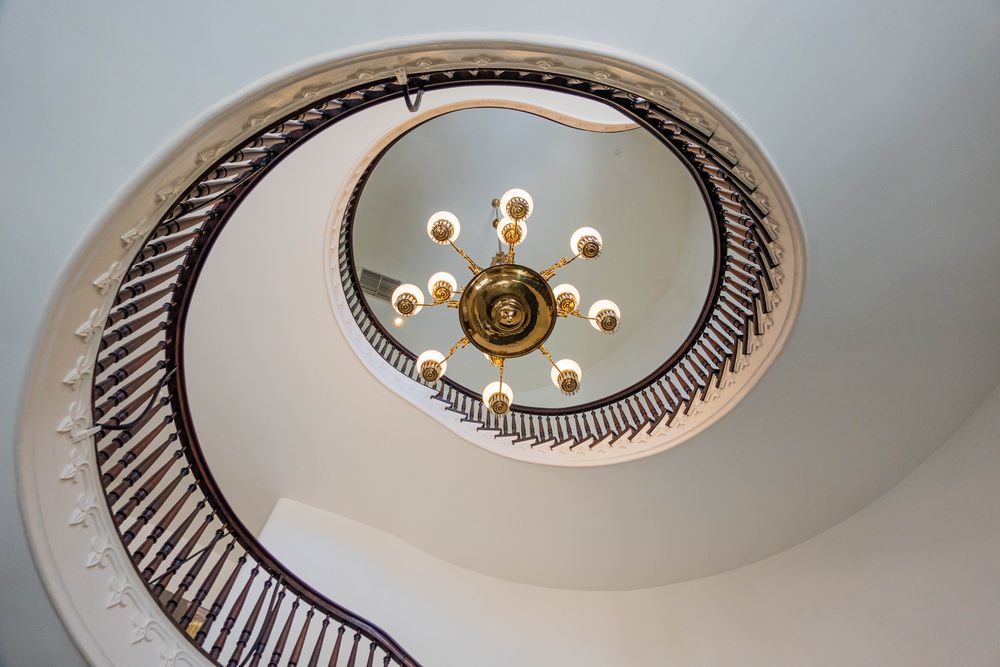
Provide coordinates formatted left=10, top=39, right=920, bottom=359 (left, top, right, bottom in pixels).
left=393, top=316, right=404, bottom=328
left=427, top=271, right=458, bottom=303
left=552, top=283, right=580, bottom=315
left=496, top=217, right=528, bottom=246
left=391, top=284, right=424, bottom=317
left=550, top=359, right=582, bottom=395
left=499, top=188, right=533, bottom=221
left=426, top=211, right=461, bottom=245
left=482, top=381, right=514, bottom=415
left=588, top=299, right=621, bottom=333
left=570, top=226, right=603, bottom=259
left=416, top=349, right=447, bottom=382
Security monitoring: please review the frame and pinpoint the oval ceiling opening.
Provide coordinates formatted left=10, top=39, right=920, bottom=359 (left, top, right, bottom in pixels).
left=351, top=104, right=715, bottom=408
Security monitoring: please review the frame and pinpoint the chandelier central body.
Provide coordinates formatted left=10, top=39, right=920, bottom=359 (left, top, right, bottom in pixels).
left=459, top=264, right=556, bottom=358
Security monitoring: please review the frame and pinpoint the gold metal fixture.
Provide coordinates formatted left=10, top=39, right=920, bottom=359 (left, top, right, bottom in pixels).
left=458, top=264, right=556, bottom=358
left=431, top=280, right=453, bottom=303
left=396, top=188, right=621, bottom=413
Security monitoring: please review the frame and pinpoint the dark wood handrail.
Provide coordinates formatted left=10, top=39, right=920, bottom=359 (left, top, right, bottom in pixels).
left=85, top=66, right=783, bottom=667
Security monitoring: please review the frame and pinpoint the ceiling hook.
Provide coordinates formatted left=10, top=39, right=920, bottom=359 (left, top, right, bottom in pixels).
left=394, top=67, right=423, bottom=113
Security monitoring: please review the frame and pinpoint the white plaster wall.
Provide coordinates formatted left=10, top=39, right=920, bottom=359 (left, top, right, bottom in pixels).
left=2, top=0, right=999, bottom=665
left=262, top=381, right=1000, bottom=666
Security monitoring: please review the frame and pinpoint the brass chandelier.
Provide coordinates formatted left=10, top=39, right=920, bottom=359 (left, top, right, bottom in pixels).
left=391, top=188, right=622, bottom=415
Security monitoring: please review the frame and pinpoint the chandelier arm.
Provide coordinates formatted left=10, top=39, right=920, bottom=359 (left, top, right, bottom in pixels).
left=448, top=240, right=483, bottom=274
left=498, top=357, right=505, bottom=388
left=443, top=335, right=470, bottom=361
left=540, top=253, right=579, bottom=280
left=538, top=344, right=561, bottom=370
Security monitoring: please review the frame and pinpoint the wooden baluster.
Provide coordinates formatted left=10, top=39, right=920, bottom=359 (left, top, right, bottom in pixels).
left=650, top=382, right=671, bottom=415
left=132, top=494, right=200, bottom=558
left=99, top=309, right=167, bottom=350
left=94, top=324, right=167, bottom=374
left=95, top=383, right=165, bottom=433
left=210, top=566, right=259, bottom=659
left=101, top=419, right=173, bottom=483
left=142, top=503, right=204, bottom=580
left=105, top=284, right=176, bottom=326
left=93, top=361, right=165, bottom=418
left=126, top=483, right=196, bottom=550
left=625, top=397, right=645, bottom=431
left=365, top=642, right=377, bottom=667
left=111, top=452, right=184, bottom=523
left=95, top=404, right=168, bottom=461
left=153, top=512, right=215, bottom=597
left=117, top=264, right=182, bottom=301
left=599, top=409, right=613, bottom=441
left=122, top=248, right=189, bottom=284
left=104, top=434, right=175, bottom=500
left=134, top=229, right=200, bottom=262
left=92, top=341, right=167, bottom=398
left=287, top=607, right=313, bottom=667
left=226, top=577, right=273, bottom=666
left=554, top=414, right=565, bottom=444
left=306, top=617, right=329, bottom=667
left=665, top=375, right=687, bottom=403
left=196, top=554, right=246, bottom=646
left=327, top=625, right=345, bottom=667
left=181, top=539, right=235, bottom=630
left=166, top=528, right=225, bottom=614
left=117, top=460, right=186, bottom=543
left=267, top=597, right=298, bottom=666
left=150, top=209, right=215, bottom=239
left=247, top=589, right=285, bottom=667
left=346, top=632, right=361, bottom=667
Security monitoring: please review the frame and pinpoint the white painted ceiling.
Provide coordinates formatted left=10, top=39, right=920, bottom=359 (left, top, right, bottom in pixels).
left=182, top=29, right=1000, bottom=591
left=352, top=105, right=712, bottom=406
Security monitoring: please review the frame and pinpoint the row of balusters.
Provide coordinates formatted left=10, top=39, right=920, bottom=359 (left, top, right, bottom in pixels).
left=336, top=115, right=779, bottom=450
left=91, top=103, right=421, bottom=665
left=88, top=70, right=781, bottom=663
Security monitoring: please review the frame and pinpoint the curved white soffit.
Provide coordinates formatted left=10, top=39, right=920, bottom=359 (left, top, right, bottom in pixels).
left=16, top=37, right=802, bottom=667
left=322, top=48, right=805, bottom=467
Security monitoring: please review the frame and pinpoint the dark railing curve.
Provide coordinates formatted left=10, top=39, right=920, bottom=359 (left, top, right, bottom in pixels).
left=87, top=65, right=783, bottom=667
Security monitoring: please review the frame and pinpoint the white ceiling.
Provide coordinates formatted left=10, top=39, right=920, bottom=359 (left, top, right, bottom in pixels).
left=180, top=25, right=1000, bottom=591
left=352, top=105, right=713, bottom=406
